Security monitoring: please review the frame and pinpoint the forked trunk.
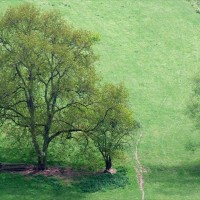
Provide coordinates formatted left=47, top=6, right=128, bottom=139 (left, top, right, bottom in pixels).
left=37, top=153, right=47, bottom=170
left=31, top=134, right=47, bottom=170
left=32, top=133, right=49, bottom=170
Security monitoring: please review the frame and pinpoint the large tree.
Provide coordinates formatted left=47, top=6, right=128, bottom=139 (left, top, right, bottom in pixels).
left=0, top=4, right=100, bottom=170
left=0, top=4, right=136, bottom=171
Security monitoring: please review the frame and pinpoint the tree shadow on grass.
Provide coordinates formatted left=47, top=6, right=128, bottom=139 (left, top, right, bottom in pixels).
left=74, top=167, right=130, bottom=193
left=0, top=166, right=130, bottom=199
left=0, top=173, right=85, bottom=200
left=146, top=162, right=200, bottom=197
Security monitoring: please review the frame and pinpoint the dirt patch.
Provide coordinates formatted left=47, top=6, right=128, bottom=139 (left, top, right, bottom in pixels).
left=22, top=167, right=96, bottom=179
left=104, top=168, right=117, bottom=174
left=0, top=164, right=96, bottom=179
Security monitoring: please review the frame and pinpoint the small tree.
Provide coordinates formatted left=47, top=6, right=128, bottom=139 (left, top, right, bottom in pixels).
left=0, top=4, right=99, bottom=170
left=88, top=84, right=135, bottom=171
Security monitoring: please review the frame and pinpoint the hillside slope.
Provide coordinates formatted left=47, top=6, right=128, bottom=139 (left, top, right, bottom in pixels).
left=1, top=0, right=200, bottom=199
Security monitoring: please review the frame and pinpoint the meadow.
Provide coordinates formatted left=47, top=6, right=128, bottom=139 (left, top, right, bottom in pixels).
left=1, top=0, right=200, bottom=199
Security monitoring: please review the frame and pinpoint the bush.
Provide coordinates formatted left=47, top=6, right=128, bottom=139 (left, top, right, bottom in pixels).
left=77, top=167, right=129, bottom=193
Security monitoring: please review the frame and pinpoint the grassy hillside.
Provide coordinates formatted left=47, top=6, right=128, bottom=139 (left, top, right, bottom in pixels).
left=1, top=0, right=200, bottom=199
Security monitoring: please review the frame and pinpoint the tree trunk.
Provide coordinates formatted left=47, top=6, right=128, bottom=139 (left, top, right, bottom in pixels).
left=37, top=153, right=47, bottom=170
left=104, top=156, right=112, bottom=171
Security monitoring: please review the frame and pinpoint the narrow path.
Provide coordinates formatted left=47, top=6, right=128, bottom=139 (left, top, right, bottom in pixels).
left=135, top=130, right=145, bottom=200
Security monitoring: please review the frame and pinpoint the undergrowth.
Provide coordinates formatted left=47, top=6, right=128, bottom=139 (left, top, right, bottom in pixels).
left=76, top=167, right=129, bottom=193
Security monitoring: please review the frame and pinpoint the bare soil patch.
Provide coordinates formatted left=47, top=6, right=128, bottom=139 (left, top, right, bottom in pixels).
left=0, top=163, right=96, bottom=179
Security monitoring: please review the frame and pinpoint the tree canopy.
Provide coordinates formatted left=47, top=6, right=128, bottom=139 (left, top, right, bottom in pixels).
left=0, top=4, right=135, bottom=171
left=88, top=84, right=135, bottom=171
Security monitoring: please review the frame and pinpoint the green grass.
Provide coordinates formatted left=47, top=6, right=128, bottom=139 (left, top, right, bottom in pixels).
left=0, top=170, right=138, bottom=200
left=1, top=0, right=200, bottom=199
left=0, top=173, right=83, bottom=200
left=1, top=171, right=130, bottom=199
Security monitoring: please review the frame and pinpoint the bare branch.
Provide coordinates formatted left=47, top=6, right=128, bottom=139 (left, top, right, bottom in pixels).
left=49, top=128, right=82, bottom=142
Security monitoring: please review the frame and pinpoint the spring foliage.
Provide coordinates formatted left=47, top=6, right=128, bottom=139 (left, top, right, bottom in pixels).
left=0, top=4, right=135, bottom=170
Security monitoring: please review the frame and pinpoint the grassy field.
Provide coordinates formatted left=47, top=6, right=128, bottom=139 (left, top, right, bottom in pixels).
left=1, top=0, right=200, bottom=199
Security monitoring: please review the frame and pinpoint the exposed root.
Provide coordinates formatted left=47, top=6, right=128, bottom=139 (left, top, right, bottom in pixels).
left=104, top=168, right=117, bottom=174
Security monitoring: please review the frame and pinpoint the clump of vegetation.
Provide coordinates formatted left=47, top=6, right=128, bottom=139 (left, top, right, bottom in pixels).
left=187, top=75, right=200, bottom=152
left=187, top=0, right=200, bottom=13
left=77, top=167, right=129, bottom=193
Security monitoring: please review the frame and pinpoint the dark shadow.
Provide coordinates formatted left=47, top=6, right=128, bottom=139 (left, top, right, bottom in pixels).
left=74, top=167, right=130, bottom=193
left=0, top=173, right=86, bottom=200
left=145, top=162, right=200, bottom=196
left=0, top=166, right=130, bottom=199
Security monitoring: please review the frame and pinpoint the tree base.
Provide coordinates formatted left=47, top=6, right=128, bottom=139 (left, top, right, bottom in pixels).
left=104, top=168, right=117, bottom=174
left=34, top=165, right=48, bottom=171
